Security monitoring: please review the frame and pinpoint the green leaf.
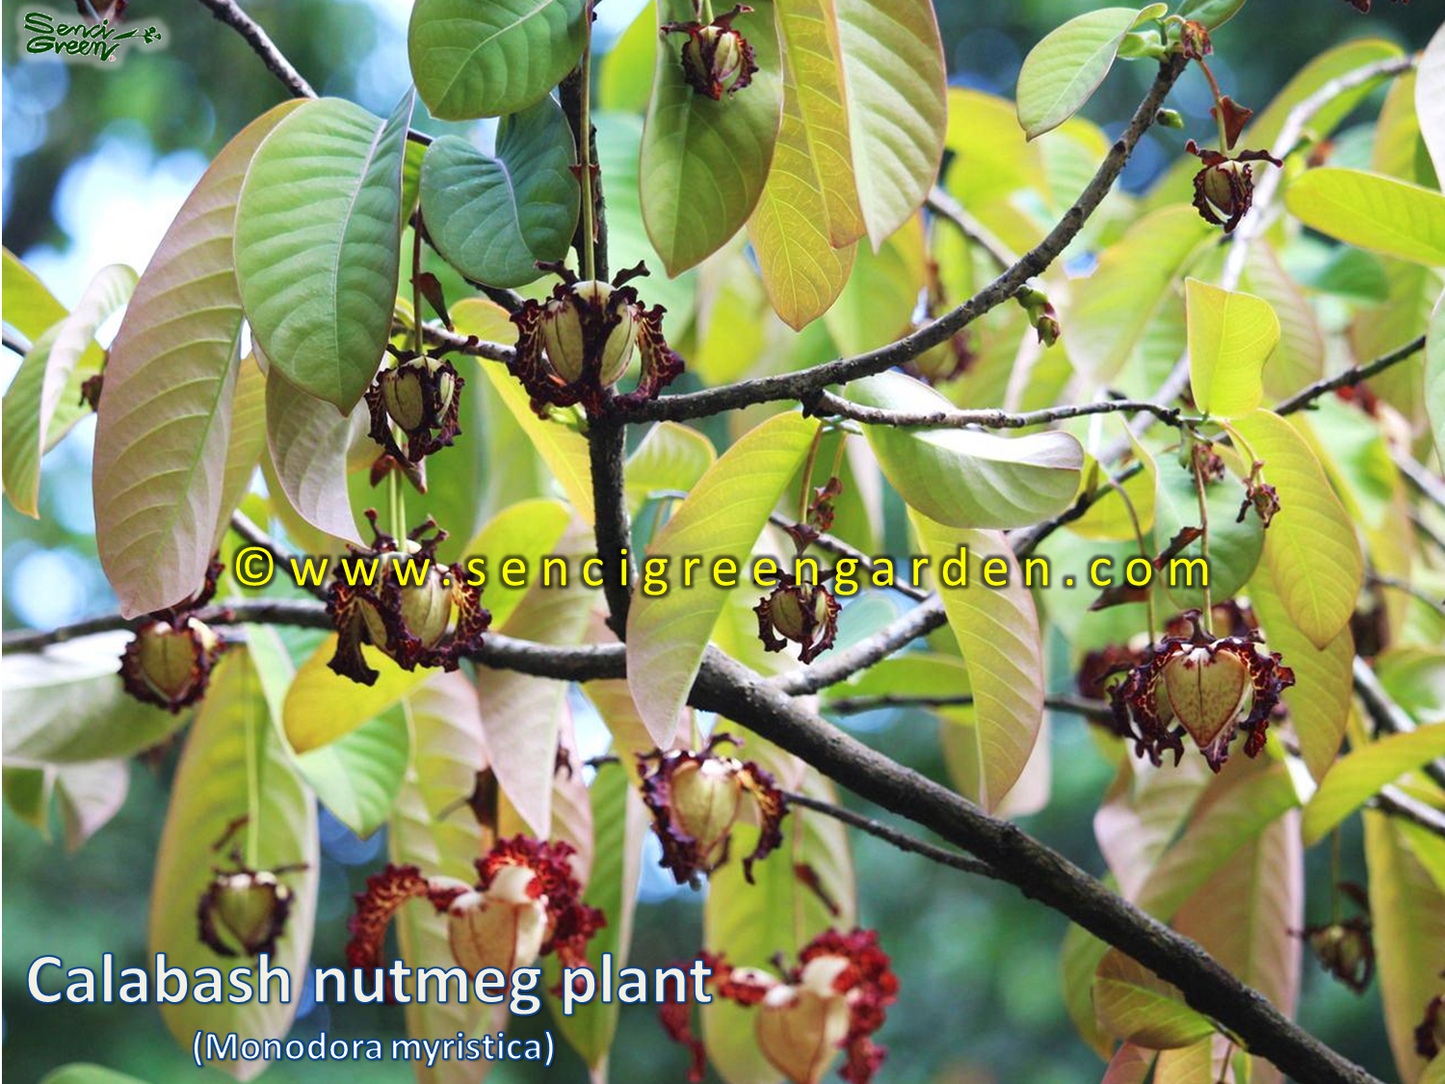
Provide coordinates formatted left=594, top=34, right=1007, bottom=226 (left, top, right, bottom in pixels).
left=1229, top=410, right=1363, bottom=649
left=1, top=247, right=67, bottom=340
left=5, top=263, right=135, bottom=518
left=747, top=25, right=858, bottom=330
left=848, top=372, right=1083, bottom=529
left=420, top=96, right=580, bottom=288
left=53, top=760, right=130, bottom=852
left=544, top=762, right=646, bottom=1068
left=1070, top=434, right=1158, bottom=542
left=284, top=633, right=432, bottom=754
left=1302, top=724, right=1445, bottom=846
left=466, top=497, right=573, bottom=629
left=387, top=674, right=491, bottom=1084
left=211, top=355, right=268, bottom=553
left=625, top=420, right=716, bottom=515
left=2, top=634, right=188, bottom=763
left=409, top=0, right=585, bottom=120
left=236, top=92, right=413, bottom=410
left=703, top=749, right=855, bottom=1083
left=835, top=0, right=946, bottom=246
left=1094, top=948, right=1216, bottom=1050
left=1101, top=1044, right=1158, bottom=1084
left=1366, top=811, right=1445, bottom=1084
left=599, top=1, right=657, bottom=113
left=39, top=1066, right=152, bottom=1084
left=149, top=649, right=318, bottom=1078
left=1066, top=205, right=1212, bottom=382
left=625, top=411, right=817, bottom=745
left=1285, top=169, right=1445, bottom=268
left=1428, top=291, right=1444, bottom=461
left=1240, top=243, right=1325, bottom=402
left=1186, top=279, right=1279, bottom=419
left=641, top=0, right=782, bottom=274
left=1249, top=563, right=1352, bottom=783
left=822, top=216, right=924, bottom=354
left=910, top=516, right=1046, bottom=812
left=1175, top=0, right=1248, bottom=28
left=1016, top=8, right=1146, bottom=141
left=264, top=366, right=366, bottom=545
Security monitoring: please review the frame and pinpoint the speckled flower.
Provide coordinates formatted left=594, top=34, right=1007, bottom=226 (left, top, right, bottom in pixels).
left=365, top=346, right=464, bottom=464
left=1300, top=883, right=1374, bottom=995
left=120, top=557, right=225, bottom=712
left=198, top=868, right=298, bottom=959
left=1186, top=140, right=1282, bottom=234
left=638, top=733, right=788, bottom=885
left=661, top=928, right=899, bottom=1084
left=755, top=577, right=841, bottom=665
left=661, top=4, right=759, bottom=100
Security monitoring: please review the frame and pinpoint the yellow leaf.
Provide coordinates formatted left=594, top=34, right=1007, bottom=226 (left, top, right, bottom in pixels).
left=1186, top=279, right=1280, bottom=418
left=1285, top=169, right=1445, bottom=269
left=284, top=635, right=431, bottom=753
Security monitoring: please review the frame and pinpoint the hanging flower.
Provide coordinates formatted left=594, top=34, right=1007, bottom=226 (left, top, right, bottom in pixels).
left=509, top=263, right=684, bottom=417
left=1106, top=610, right=1294, bottom=772
left=1186, top=140, right=1282, bottom=234
left=755, top=576, right=842, bottom=665
left=120, top=557, right=225, bottom=712
left=326, top=512, right=490, bottom=686
left=1236, top=459, right=1281, bottom=528
left=198, top=868, right=298, bottom=958
left=346, top=837, right=604, bottom=979
left=638, top=733, right=788, bottom=885
left=1299, top=883, right=1374, bottom=995
left=662, top=928, right=899, bottom=1084
left=661, top=4, right=759, bottom=100
left=365, top=347, right=464, bottom=464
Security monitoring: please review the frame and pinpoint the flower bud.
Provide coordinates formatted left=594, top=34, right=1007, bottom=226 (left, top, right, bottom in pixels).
left=447, top=865, right=549, bottom=976
left=380, top=363, right=428, bottom=433
left=757, top=582, right=841, bottom=664
left=665, top=7, right=759, bottom=100
left=541, top=291, right=588, bottom=384
left=1156, top=108, right=1185, bottom=129
left=199, top=870, right=293, bottom=958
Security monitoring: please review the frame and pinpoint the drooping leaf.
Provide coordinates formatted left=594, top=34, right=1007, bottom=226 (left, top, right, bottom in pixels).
left=1016, top=7, right=1158, bottom=141
left=409, top=0, right=586, bottom=120
left=1094, top=948, right=1216, bottom=1051
left=5, top=263, right=135, bottom=518
left=39, top=1066, right=153, bottom=1084
left=599, top=1, right=657, bottom=113
left=236, top=91, right=412, bottom=410
left=465, top=498, right=573, bottom=629
left=1302, top=723, right=1445, bottom=846
left=1366, top=810, right=1445, bottom=1084
left=1248, top=562, right=1352, bottom=783
left=420, top=96, right=580, bottom=288
left=53, top=760, right=130, bottom=852
left=849, top=372, right=1083, bottom=529
left=747, top=32, right=858, bottom=330
left=834, top=0, right=946, bottom=246
left=1100, top=1043, right=1159, bottom=1084
left=388, top=673, right=492, bottom=1084
left=1285, top=169, right=1445, bottom=269
left=210, top=355, right=268, bottom=552
left=625, top=420, right=716, bottom=515
left=1175, top=0, right=1247, bottom=29
left=1067, top=205, right=1213, bottom=382
left=822, top=216, right=924, bottom=354
left=641, top=0, right=782, bottom=275
left=703, top=748, right=855, bottom=1084
left=149, top=649, right=318, bottom=1079
left=264, top=365, right=365, bottom=545
left=1228, top=410, right=1363, bottom=649
left=2, top=633, right=188, bottom=763
left=910, top=516, right=1046, bottom=812
left=1, top=247, right=67, bottom=340
left=1240, top=243, right=1326, bottom=402
left=1186, top=278, right=1280, bottom=419
left=625, top=411, right=817, bottom=745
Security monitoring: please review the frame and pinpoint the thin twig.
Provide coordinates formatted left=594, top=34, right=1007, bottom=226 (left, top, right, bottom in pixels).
left=1370, top=787, right=1445, bottom=842
left=826, top=692, right=1112, bottom=720
left=1396, top=453, right=1445, bottom=517
left=228, top=511, right=328, bottom=601
left=925, top=186, right=1017, bottom=270
left=1275, top=335, right=1428, bottom=416
left=1368, top=572, right=1445, bottom=622
left=812, top=390, right=1185, bottom=431
left=783, top=790, right=999, bottom=880
left=190, top=0, right=316, bottom=99
left=764, top=512, right=930, bottom=603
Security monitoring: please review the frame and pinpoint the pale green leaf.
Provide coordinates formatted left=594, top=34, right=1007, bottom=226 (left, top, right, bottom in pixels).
left=822, top=216, right=923, bottom=354
left=849, top=372, right=1083, bottom=529
left=1153, top=455, right=1263, bottom=612
left=1303, top=724, right=1445, bottom=845
left=420, top=96, right=580, bottom=288
left=641, top=0, right=782, bottom=274
left=1017, top=8, right=1144, bottom=141
left=625, top=411, right=817, bottom=745
left=1186, top=279, right=1280, bottom=419
left=1240, top=243, right=1325, bottom=402
left=2, top=633, right=188, bottom=764
left=1417, top=21, right=1445, bottom=181
left=1070, top=434, right=1158, bottom=542
left=1229, top=410, right=1363, bottom=649
left=625, top=420, right=716, bottom=515
left=1285, top=169, right=1445, bottom=269
left=210, top=355, right=268, bottom=552
left=599, top=1, right=656, bottom=113
left=1101, top=1044, right=1158, bottom=1084
left=1175, top=0, right=1247, bottom=29
left=409, top=0, right=586, bottom=120
left=835, top=0, right=946, bottom=246
left=149, top=649, right=317, bottom=1079
left=910, top=516, right=1046, bottom=812
left=264, top=365, right=366, bottom=545
left=1, top=246, right=67, bottom=340
left=39, top=1066, right=152, bottom=1084
left=236, top=92, right=412, bottom=409
left=1094, top=948, right=1216, bottom=1050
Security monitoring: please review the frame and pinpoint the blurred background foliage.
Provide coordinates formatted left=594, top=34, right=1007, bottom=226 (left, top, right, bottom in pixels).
left=1, top=1, right=1437, bottom=1082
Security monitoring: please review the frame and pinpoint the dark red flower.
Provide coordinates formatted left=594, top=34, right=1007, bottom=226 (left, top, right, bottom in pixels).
left=346, top=837, right=603, bottom=978
left=119, top=557, right=225, bottom=712
left=756, top=577, right=842, bottom=665
left=365, top=347, right=463, bottom=464
left=661, top=928, right=899, bottom=1084
left=1237, top=459, right=1281, bottom=527
left=1178, top=19, right=1212, bottom=60
left=326, top=513, right=490, bottom=686
left=1212, top=95, right=1255, bottom=150
left=1299, top=883, right=1374, bottom=994
left=198, top=868, right=297, bottom=958
left=639, top=733, right=788, bottom=885
left=1106, top=610, right=1294, bottom=772
left=1186, top=140, right=1282, bottom=234
left=510, top=263, right=683, bottom=417
left=662, top=4, right=759, bottom=100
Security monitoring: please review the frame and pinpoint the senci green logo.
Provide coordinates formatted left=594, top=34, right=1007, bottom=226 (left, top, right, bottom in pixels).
left=20, top=6, right=165, bottom=65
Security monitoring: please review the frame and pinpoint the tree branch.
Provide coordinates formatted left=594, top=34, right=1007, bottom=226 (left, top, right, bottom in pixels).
left=1396, top=452, right=1445, bottom=517
left=1371, top=787, right=1445, bottom=842
left=764, top=511, right=930, bottom=603
left=229, top=511, right=328, bottom=601
left=588, top=418, right=634, bottom=634
left=1353, top=656, right=1445, bottom=791
left=826, top=692, right=1112, bottom=720
left=925, top=186, right=1016, bottom=270
left=1274, top=335, right=1428, bottom=416
left=812, top=389, right=1185, bottom=431
left=626, top=56, right=1188, bottom=424
left=191, top=0, right=317, bottom=99
left=1368, top=571, right=1445, bottom=622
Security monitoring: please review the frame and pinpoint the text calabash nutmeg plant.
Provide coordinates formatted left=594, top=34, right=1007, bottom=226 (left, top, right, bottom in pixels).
left=3, top=1, right=1445, bottom=1083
